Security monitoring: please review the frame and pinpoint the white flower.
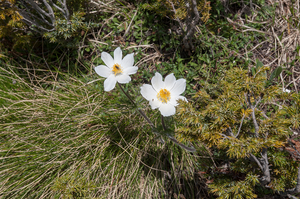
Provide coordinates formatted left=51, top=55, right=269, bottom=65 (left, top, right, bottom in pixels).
left=283, top=88, right=291, bottom=93
left=94, top=47, right=138, bottom=91
left=140, top=72, right=187, bottom=117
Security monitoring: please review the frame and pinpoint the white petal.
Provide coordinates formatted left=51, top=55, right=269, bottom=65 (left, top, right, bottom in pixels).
left=177, top=96, right=187, bottom=102
left=164, top=73, right=176, bottom=90
left=169, top=95, right=187, bottom=106
left=95, top=65, right=112, bottom=78
left=123, top=66, right=138, bottom=75
left=114, top=47, right=122, bottom=64
left=149, top=99, right=161, bottom=109
left=121, top=53, right=134, bottom=69
left=169, top=97, right=179, bottom=106
left=170, top=79, right=186, bottom=96
left=159, top=103, right=176, bottom=117
left=116, top=74, right=131, bottom=83
left=104, top=75, right=117, bottom=91
left=140, top=84, right=157, bottom=101
left=151, top=72, right=164, bottom=92
left=101, top=52, right=114, bottom=68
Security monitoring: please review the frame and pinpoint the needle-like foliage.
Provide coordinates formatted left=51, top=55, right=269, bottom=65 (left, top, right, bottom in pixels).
left=177, top=64, right=300, bottom=198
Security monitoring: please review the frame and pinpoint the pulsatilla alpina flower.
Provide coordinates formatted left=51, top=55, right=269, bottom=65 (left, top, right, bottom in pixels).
left=95, top=47, right=138, bottom=91
left=140, top=72, right=187, bottom=117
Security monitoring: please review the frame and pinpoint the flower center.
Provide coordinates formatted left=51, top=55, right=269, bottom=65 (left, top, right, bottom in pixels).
left=112, top=63, right=122, bottom=75
left=157, top=89, right=171, bottom=103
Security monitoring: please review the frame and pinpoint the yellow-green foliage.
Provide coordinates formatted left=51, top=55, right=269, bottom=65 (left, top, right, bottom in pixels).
left=209, top=173, right=259, bottom=199
left=142, top=0, right=211, bottom=23
left=177, top=66, right=290, bottom=156
left=0, top=0, right=19, bottom=20
left=176, top=66, right=299, bottom=197
left=52, top=172, right=95, bottom=199
left=0, top=0, right=30, bottom=49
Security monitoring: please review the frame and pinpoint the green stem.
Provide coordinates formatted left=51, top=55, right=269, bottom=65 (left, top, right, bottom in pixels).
left=161, top=115, right=167, bottom=131
left=161, top=115, right=196, bottom=152
left=117, top=82, right=155, bottom=128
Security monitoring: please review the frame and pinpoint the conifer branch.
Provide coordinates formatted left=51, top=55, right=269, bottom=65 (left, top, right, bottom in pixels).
left=18, top=9, right=53, bottom=33
left=236, top=113, right=245, bottom=138
left=245, top=92, right=261, bottom=137
left=49, top=0, right=69, bottom=20
left=167, top=135, right=196, bottom=152
left=249, top=153, right=263, bottom=171
left=249, top=148, right=271, bottom=185
left=251, top=107, right=259, bottom=137
left=166, top=0, right=184, bottom=31
left=221, top=128, right=234, bottom=139
left=221, top=133, right=234, bottom=140
left=260, top=148, right=271, bottom=185
left=246, top=91, right=270, bottom=185
left=227, top=127, right=234, bottom=137
left=14, top=0, right=70, bottom=32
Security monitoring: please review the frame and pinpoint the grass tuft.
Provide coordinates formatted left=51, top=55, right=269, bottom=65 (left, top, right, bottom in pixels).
left=0, top=61, right=209, bottom=198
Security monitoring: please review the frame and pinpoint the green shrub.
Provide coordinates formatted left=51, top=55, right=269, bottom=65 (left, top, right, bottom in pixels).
left=0, top=0, right=30, bottom=50
left=177, top=63, right=300, bottom=198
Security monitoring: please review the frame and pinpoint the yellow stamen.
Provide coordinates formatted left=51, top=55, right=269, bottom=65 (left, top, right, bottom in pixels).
left=157, top=89, right=171, bottom=103
left=112, top=63, right=122, bottom=75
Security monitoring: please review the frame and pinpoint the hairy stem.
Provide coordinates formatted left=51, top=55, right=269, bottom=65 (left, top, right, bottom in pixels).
left=117, top=83, right=155, bottom=128
left=161, top=116, right=195, bottom=152
left=161, top=115, right=167, bottom=131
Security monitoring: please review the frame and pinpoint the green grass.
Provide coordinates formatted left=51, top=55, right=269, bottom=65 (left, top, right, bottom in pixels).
left=0, top=60, right=212, bottom=198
